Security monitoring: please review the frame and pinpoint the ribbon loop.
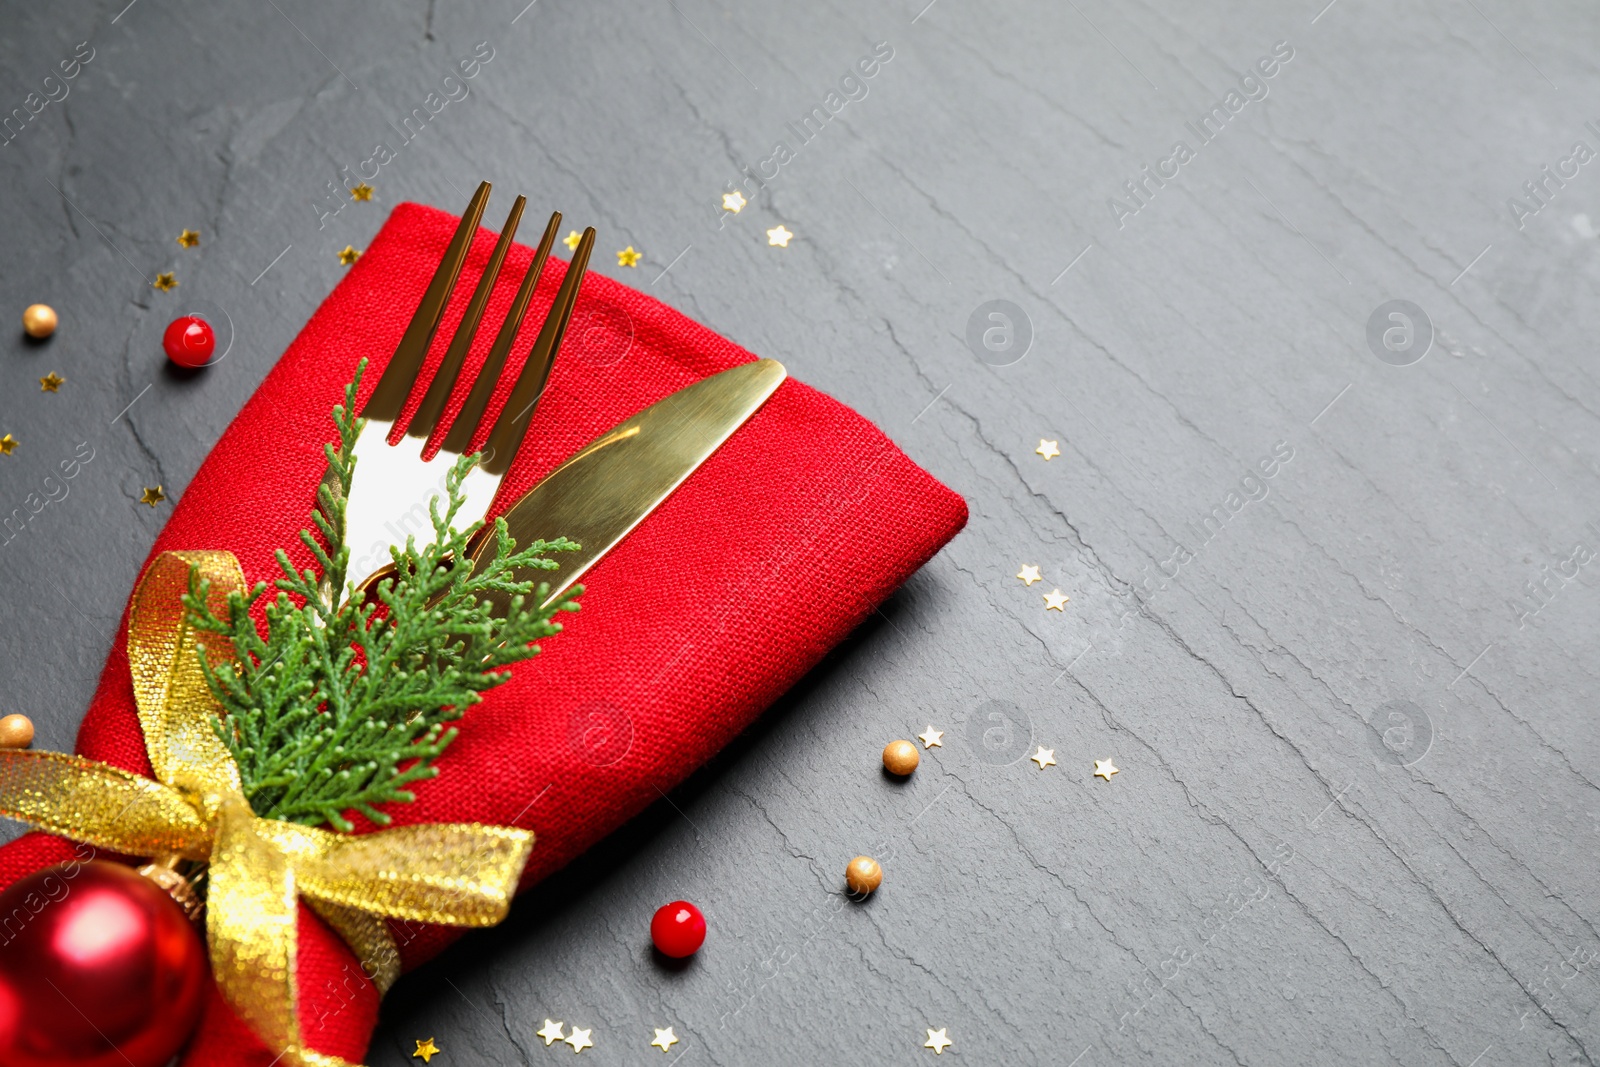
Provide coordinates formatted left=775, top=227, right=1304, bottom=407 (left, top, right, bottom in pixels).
left=265, top=821, right=532, bottom=926
left=127, top=550, right=245, bottom=797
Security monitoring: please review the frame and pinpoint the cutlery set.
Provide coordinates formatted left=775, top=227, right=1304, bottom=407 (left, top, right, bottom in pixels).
left=337, top=180, right=784, bottom=608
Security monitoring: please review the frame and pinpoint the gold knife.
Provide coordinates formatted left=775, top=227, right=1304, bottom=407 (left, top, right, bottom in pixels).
left=472, top=358, right=787, bottom=612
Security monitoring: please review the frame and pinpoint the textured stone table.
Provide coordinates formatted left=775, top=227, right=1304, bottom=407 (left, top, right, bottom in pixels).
left=3, top=1, right=1599, bottom=1063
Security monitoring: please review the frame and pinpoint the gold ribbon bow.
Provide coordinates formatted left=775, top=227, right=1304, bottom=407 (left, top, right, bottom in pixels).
left=0, top=551, right=534, bottom=1067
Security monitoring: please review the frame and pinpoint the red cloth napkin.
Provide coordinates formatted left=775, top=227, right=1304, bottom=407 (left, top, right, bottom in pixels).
left=0, top=203, right=966, bottom=1064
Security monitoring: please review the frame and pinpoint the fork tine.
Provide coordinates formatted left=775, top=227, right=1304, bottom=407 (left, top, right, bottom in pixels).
left=362, top=180, right=491, bottom=423
left=406, top=195, right=527, bottom=440
left=437, top=210, right=561, bottom=457
left=478, top=226, right=595, bottom=477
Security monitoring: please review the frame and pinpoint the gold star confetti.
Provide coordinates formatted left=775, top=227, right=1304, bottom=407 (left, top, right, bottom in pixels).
left=338, top=245, right=361, bottom=266
left=1043, top=589, right=1070, bottom=611
left=176, top=228, right=200, bottom=248
left=722, top=190, right=747, bottom=212
left=153, top=272, right=178, bottom=291
left=766, top=224, right=793, bottom=247
left=617, top=246, right=642, bottom=267
left=1017, top=564, right=1042, bottom=586
left=39, top=372, right=64, bottom=392
left=651, top=1027, right=679, bottom=1053
left=1035, top=438, right=1060, bottom=461
left=1094, top=758, right=1119, bottom=781
left=1030, top=746, right=1057, bottom=770
left=925, top=1028, right=953, bottom=1055
left=412, top=1038, right=440, bottom=1063
left=565, top=1027, right=594, bottom=1053
left=350, top=182, right=374, bottom=201
left=918, top=725, right=944, bottom=748
left=140, top=486, right=166, bottom=507
left=0, top=434, right=15, bottom=456
left=563, top=230, right=582, bottom=251
left=537, top=1020, right=566, bottom=1046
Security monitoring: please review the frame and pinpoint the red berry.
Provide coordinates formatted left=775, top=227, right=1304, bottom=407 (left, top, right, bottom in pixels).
left=163, top=315, right=215, bottom=368
left=650, top=900, right=706, bottom=958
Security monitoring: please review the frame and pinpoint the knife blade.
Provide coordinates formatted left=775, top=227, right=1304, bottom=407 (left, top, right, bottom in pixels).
left=472, top=358, right=787, bottom=612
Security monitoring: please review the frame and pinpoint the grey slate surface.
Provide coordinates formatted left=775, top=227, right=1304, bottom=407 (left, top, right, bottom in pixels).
left=3, top=0, right=1599, bottom=1063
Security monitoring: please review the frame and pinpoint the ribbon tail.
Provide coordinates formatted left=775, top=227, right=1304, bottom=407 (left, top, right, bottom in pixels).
left=305, top=898, right=401, bottom=995
left=0, top=750, right=211, bottom=859
left=298, top=1054, right=368, bottom=1067
left=208, top=794, right=304, bottom=1063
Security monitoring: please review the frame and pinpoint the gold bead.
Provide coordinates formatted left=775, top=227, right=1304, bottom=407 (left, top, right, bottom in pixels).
left=0, top=714, right=34, bottom=749
left=882, top=739, right=919, bottom=776
left=845, top=855, right=883, bottom=896
left=21, top=304, right=57, bottom=339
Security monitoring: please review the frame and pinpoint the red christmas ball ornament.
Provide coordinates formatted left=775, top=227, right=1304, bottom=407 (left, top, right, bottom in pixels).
left=162, top=315, right=215, bottom=368
left=0, top=861, right=208, bottom=1067
left=650, top=900, right=706, bottom=958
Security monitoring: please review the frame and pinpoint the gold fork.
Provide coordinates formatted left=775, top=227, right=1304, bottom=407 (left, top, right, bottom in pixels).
left=338, top=180, right=596, bottom=598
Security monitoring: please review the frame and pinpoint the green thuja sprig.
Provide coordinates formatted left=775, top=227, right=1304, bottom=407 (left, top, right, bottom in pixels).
left=184, top=360, right=580, bottom=832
